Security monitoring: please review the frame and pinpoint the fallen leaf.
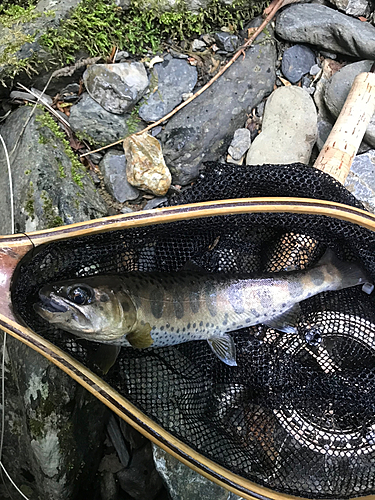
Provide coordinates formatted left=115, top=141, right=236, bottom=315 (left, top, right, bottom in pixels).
left=187, top=57, right=198, bottom=66
left=358, top=16, right=367, bottom=21
left=278, top=76, right=292, bottom=86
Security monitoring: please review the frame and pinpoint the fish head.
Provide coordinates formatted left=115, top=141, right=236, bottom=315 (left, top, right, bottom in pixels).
left=34, top=276, right=137, bottom=343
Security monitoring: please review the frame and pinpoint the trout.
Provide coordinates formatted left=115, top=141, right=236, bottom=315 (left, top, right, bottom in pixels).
left=34, top=251, right=367, bottom=366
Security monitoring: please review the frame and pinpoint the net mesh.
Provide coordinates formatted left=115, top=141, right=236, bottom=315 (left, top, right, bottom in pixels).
left=12, top=163, right=375, bottom=499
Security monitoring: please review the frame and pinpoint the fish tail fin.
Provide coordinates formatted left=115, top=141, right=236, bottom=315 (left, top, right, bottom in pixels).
left=319, top=248, right=369, bottom=291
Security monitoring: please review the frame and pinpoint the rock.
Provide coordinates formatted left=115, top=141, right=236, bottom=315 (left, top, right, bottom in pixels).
left=161, top=17, right=276, bottom=185
left=124, top=133, right=171, bottom=196
left=100, top=471, right=120, bottom=500
left=0, top=0, right=82, bottom=96
left=323, top=60, right=375, bottom=148
left=120, top=206, right=135, bottom=214
left=107, top=415, right=130, bottom=468
left=281, top=44, right=316, bottom=84
left=143, top=197, right=168, bottom=210
left=192, top=39, right=207, bottom=51
left=138, top=57, right=197, bottom=123
left=228, top=128, right=251, bottom=160
left=99, top=453, right=124, bottom=474
left=317, top=117, right=333, bottom=151
left=83, top=62, right=149, bottom=115
left=246, top=86, right=317, bottom=165
left=99, top=150, right=140, bottom=203
left=214, top=32, right=239, bottom=52
left=0, top=335, right=108, bottom=500
left=0, top=106, right=108, bottom=234
left=69, top=93, right=134, bottom=145
left=117, top=443, right=163, bottom=500
left=310, top=64, right=321, bottom=76
left=344, top=150, right=375, bottom=213
left=153, top=445, right=245, bottom=500
left=276, top=4, right=375, bottom=59
left=329, top=0, right=372, bottom=17
left=119, top=420, right=147, bottom=450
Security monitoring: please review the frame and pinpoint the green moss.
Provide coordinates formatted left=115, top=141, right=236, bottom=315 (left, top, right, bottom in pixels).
left=24, top=169, right=31, bottom=175
left=40, top=190, right=64, bottom=228
left=35, top=110, right=86, bottom=188
left=25, top=181, right=35, bottom=220
left=126, top=103, right=142, bottom=135
left=40, top=0, right=267, bottom=63
left=57, top=160, right=67, bottom=179
left=0, top=3, right=41, bottom=28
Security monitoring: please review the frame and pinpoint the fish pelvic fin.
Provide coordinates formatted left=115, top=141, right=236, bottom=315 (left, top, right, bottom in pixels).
left=207, top=334, right=237, bottom=366
left=126, top=323, right=154, bottom=348
left=90, top=344, right=121, bottom=375
left=263, top=303, right=301, bottom=334
left=320, top=249, right=369, bottom=290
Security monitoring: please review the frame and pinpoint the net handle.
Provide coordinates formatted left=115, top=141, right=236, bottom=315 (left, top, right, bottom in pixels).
left=313, top=69, right=375, bottom=184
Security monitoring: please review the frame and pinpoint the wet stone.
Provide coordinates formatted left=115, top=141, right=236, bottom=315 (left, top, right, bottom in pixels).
left=192, top=39, right=207, bottom=51
left=281, top=44, right=316, bottom=84
left=344, top=150, right=375, bottom=213
left=100, top=150, right=140, bottom=203
left=214, top=32, right=239, bottom=52
left=117, top=443, right=163, bottom=500
left=328, top=0, right=372, bottom=17
left=83, top=62, right=149, bottom=114
left=138, top=57, right=198, bottom=123
left=107, top=414, right=130, bottom=468
left=228, top=128, right=251, bottom=160
left=69, top=93, right=133, bottom=145
left=143, top=197, right=168, bottom=210
left=276, top=4, right=375, bottom=59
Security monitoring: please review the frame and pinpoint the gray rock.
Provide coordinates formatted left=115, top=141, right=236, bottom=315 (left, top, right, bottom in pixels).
left=100, top=471, right=120, bottom=500
left=120, top=206, right=135, bottom=214
left=281, top=44, right=316, bottom=84
left=161, top=18, right=276, bottom=185
left=99, top=150, right=140, bottom=202
left=0, top=334, right=108, bottom=500
left=344, top=150, right=375, bottom=213
left=143, top=197, right=168, bottom=210
left=329, top=0, right=372, bottom=17
left=83, top=62, right=149, bottom=115
left=192, top=39, right=207, bottom=51
left=0, top=106, right=108, bottom=234
left=107, top=415, right=130, bottom=468
left=276, top=4, right=375, bottom=59
left=119, top=419, right=147, bottom=449
left=69, top=93, right=133, bottom=145
left=117, top=443, right=163, bottom=500
left=310, top=64, right=321, bottom=76
left=228, top=128, right=251, bottom=160
left=214, top=32, right=239, bottom=52
left=153, top=445, right=245, bottom=500
left=317, top=117, right=333, bottom=151
left=323, top=60, right=375, bottom=148
left=138, top=57, right=197, bottom=123
left=246, top=86, right=317, bottom=165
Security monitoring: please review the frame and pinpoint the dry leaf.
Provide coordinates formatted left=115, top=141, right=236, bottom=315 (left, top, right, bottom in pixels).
left=278, top=76, right=292, bottom=86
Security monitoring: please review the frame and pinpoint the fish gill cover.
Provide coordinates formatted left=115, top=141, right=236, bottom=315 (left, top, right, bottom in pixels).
left=12, top=162, right=375, bottom=499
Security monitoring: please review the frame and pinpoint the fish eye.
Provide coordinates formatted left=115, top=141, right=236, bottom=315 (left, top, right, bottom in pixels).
left=67, top=285, right=94, bottom=305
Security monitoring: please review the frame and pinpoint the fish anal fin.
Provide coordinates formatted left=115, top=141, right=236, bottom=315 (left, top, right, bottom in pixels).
left=263, top=303, right=301, bottom=334
left=207, top=333, right=237, bottom=366
left=127, top=323, right=154, bottom=348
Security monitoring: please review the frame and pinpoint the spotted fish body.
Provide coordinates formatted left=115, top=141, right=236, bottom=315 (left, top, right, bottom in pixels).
left=34, top=251, right=367, bottom=365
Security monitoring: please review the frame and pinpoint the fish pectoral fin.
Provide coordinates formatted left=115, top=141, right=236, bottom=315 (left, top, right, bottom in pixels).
left=263, top=304, right=301, bottom=334
left=126, top=323, right=154, bottom=349
left=207, top=334, right=237, bottom=366
left=90, top=344, right=121, bottom=375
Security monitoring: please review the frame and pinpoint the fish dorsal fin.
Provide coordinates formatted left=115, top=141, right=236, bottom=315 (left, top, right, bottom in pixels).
left=126, top=323, right=154, bottom=348
left=263, top=303, right=301, bottom=334
left=207, top=334, right=237, bottom=366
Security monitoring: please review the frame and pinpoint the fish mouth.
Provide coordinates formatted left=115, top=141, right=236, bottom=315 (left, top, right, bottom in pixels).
left=38, top=293, right=69, bottom=313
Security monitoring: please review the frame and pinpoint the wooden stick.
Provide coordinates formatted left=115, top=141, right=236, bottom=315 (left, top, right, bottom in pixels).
left=314, top=70, right=375, bottom=184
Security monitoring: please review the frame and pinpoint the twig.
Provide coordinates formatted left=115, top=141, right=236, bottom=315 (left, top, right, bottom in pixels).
left=81, top=0, right=284, bottom=158
left=51, top=56, right=102, bottom=79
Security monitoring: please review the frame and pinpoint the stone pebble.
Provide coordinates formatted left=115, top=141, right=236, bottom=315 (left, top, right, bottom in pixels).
left=246, top=86, right=317, bottom=166
left=276, top=4, right=375, bottom=59
left=99, top=150, right=140, bottom=203
left=281, top=44, right=316, bottom=84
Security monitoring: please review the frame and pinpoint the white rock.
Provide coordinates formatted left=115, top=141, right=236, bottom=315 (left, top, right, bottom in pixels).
left=246, top=86, right=317, bottom=166
left=228, top=128, right=251, bottom=160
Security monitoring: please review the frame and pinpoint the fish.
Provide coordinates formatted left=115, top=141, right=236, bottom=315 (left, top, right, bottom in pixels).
left=34, top=250, right=368, bottom=367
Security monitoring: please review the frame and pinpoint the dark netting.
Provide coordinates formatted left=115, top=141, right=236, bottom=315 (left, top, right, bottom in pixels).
left=11, top=163, right=375, bottom=499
